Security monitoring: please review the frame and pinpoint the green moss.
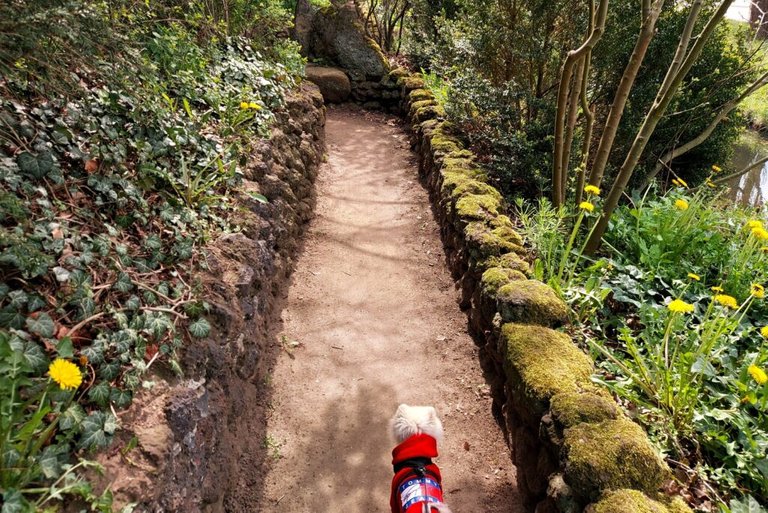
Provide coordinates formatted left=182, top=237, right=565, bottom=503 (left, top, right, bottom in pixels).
left=550, top=390, right=618, bottom=428
left=479, top=253, right=531, bottom=276
left=491, top=225, right=523, bottom=247
left=388, top=67, right=410, bottom=81
left=409, top=88, right=435, bottom=103
left=496, top=280, right=569, bottom=326
left=441, top=168, right=487, bottom=198
left=451, top=179, right=502, bottom=202
left=398, top=74, right=426, bottom=91
left=413, top=104, right=446, bottom=123
left=564, top=420, right=669, bottom=501
left=464, top=221, right=526, bottom=260
left=455, top=193, right=501, bottom=222
left=591, top=490, right=692, bottom=513
left=481, top=267, right=527, bottom=296
left=430, top=133, right=462, bottom=156
left=500, top=323, right=593, bottom=402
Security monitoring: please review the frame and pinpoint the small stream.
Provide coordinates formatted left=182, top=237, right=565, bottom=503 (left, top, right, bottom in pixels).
left=726, top=130, right=768, bottom=206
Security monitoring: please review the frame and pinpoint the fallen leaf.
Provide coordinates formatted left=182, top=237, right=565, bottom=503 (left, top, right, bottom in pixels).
left=56, top=325, right=69, bottom=339
left=464, top=441, right=470, bottom=451
left=84, top=159, right=99, bottom=174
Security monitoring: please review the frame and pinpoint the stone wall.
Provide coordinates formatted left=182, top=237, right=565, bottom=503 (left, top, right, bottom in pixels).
left=294, top=0, right=404, bottom=110
left=397, top=74, right=693, bottom=513
left=97, top=83, right=326, bottom=512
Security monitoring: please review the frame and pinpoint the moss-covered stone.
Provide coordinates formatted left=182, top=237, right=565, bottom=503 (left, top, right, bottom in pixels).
left=398, top=74, right=426, bottom=91
left=564, top=420, right=669, bottom=501
left=478, top=253, right=531, bottom=276
left=550, top=389, right=618, bottom=428
left=388, top=67, right=410, bottom=81
left=455, top=194, right=502, bottom=222
left=491, top=225, right=523, bottom=247
left=451, top=179, right=503, bottom=202
left=409, top=88, right=435, bottom=103
left=481, top=267, right=528, bottom=296
left=464, top=221, right=525, bottom=259
left=429, top=133, right=463, bottom=156
left=589, top=489, right=692, bottom=513
left=496, top=279, right=569, bottom=327
left=500, top=323, right=593, bottom=403
left=440, top=168, right=487, bottom=199
left=413, top=104, right=447, bottom=123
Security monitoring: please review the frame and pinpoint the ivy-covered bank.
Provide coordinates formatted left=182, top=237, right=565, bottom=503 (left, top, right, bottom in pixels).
left=0, top=1, right=321, bottom=510
left=397, top=73, right=693, bottom=513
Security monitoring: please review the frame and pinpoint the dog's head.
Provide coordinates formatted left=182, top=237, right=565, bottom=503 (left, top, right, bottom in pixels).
left=390, top=404, right=444, bottom=444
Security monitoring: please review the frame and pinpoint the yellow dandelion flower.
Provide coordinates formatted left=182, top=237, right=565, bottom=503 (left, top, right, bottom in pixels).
left=714, top=294, right=739, bottom=309
left=687, top=273, right=701, bottom=281
left=48, top=358, right=83, bottom=390
left=751, top=283, right=765, bottom=299
left=705, top=179, right=716, bottom=188
left=579, top=201, right=595, bottom=212
left=746, top=219, right=763, bottom=231
left=752, top=227, right=768, bottom=240
left=239, top=101, right=249, bottom=109
left=748, top=364, right=768, bottom=385
left=674, top=198, right=689, bottom=211
left=668, top=299, right=694, bottom=314
left=672, top=178, right=681, bottom=186
left=761, top=326, right=768, bottom=338
left=248, top=102, right=261, bottom=110
left=711, top=286, right=724, bottom=293
left=712, top=164, right=722, bottom=173
left=672, top=177, right=688, bottom=188
left=584, top=185, right=601, bottom=196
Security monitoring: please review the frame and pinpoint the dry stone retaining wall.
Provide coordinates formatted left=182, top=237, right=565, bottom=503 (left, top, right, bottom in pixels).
left=397, top=73, right=693, bottom=513
left=99, top=83, right=326, bottom=511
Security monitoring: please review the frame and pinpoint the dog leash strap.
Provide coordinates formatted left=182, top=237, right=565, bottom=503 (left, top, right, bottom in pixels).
left=393, top=457, right=433, bottom=474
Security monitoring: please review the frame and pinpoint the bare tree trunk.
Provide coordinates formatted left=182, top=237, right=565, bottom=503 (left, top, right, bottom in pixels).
left=752, top=0, right=768, bottom=38
left=584, top=0, right=736, bottom=255
left=586, top=0, right=665, bottom=189
left=552, top=0, right=609, bottom=207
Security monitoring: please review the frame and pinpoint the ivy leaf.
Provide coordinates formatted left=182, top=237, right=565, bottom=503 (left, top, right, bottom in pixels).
left=88, top=382, right=110, bottom=407
left=22, top=341, right=48, bottom=372
left=113, top=272, right=134, bottom=293
left=110, top=388, right=132, bottom=409
left=60, top=403, right=87, bottom=431
left=17, top=150, right=55, bottom=179
left=26, top=312, right=55, bottom=338
left=247, top=192, right=269, bottom=203
left=188, top=317, right=211, bottom=338
left=0, top=307, right=25, bottom=329
left=79, top=411, right=114, bottom=451
left=1, top=489, right=31, bottom=513
left=38, top=444, right=67, bottom=479
left=55, top=337, right=74, bottom=358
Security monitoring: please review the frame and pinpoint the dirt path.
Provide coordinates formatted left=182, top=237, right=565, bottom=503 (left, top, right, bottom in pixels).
left=260, top=106, right=522, bottom=512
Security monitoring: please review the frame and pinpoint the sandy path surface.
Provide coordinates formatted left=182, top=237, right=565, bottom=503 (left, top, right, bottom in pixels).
left=261, top=105, right=522, bottom=512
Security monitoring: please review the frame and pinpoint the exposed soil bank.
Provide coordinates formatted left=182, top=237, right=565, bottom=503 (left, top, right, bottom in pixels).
left=256, top=105, right=522, bottom=512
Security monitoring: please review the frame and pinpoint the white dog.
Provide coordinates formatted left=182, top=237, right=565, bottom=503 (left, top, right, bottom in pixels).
left=389, top=405, right=453, bottom=513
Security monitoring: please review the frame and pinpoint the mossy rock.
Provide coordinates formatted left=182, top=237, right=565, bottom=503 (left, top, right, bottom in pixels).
left=454, top=193, right=502, bottom=223
left=388, top=67, right=410, bottom=81
left=410, top=98, right=438, bottom=116
left=451, top=179, right=502, bottom=202
left=500, top=323, right=593, bottom=404
left=550, top=389, right=618, bottom=429
left=564, top=420, right=670, bottom=501
left=479, top=253, right=531, bottom=276
left=497, top=279, right=569, bottom=327
left=491, top=225, right=523, bottom=247
left=481, top=267, right=527, bottom=296
left=464, top=221, right=525, bottom=260
left=589, top=489, right=692, bottom=513
left=413, top=104, right=447, bottom=123
left=441, top=154, right=479, bottom=173
left=441, top=168, right=488, bottom=199
left=398, top=74, right=426, bottom=91
left=409, top=88, right=435, bottom=103
left=429, top=133, right=463, bottom=157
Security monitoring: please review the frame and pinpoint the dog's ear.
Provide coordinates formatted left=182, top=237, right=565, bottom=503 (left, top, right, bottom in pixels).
left=428, top=406, right=438, bottom=420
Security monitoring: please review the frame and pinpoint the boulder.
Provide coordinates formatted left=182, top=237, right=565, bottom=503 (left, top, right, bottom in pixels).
left=309, top=3, right=389, bottom=81
left=305, top=65, right=351, bottom=103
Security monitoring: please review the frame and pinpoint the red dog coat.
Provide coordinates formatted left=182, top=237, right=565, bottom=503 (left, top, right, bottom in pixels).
left=390, top=434, right=445, bottom=513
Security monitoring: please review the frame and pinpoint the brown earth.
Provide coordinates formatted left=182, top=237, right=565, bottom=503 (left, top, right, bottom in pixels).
left=257, top=105, right=523, bottom=512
